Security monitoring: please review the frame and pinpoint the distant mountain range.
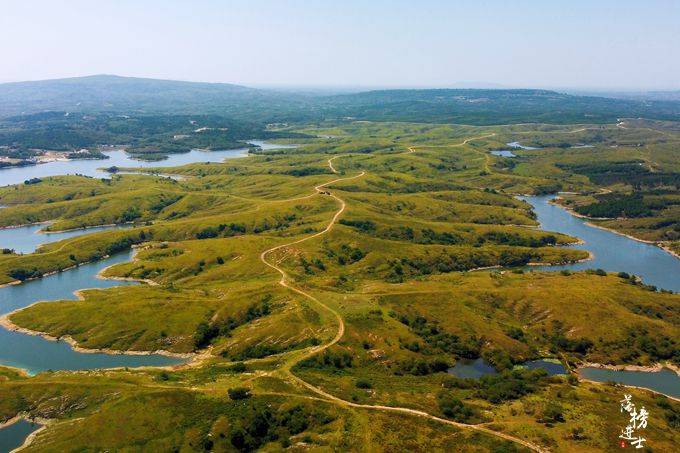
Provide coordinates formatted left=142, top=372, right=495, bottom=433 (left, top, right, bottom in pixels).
left=1, top=75, right=679, bottom=125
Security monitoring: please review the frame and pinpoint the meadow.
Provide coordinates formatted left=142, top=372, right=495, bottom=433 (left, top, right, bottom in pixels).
left=0, top=119, right=678, bottom=452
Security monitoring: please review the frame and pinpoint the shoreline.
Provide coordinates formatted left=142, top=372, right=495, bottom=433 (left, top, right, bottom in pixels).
left=0, top=414, right=49, bottom=453
left=577, top=361, right=680, bottom=402
left=0, top=246, right=201, bottom=374
left=578, top=361, right=680, bottom=376
left=550, top=196, right=680, bottom=260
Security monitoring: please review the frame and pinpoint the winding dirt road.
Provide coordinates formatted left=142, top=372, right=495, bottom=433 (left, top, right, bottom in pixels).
left=258, top=150, right=547, bottom=452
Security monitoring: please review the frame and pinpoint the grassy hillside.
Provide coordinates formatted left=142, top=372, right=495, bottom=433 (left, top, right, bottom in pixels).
left=1, top=119, right=678, bottom=452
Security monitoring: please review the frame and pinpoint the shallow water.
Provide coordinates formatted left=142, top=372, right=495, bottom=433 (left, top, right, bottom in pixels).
left=579, top=367, right=680, bottom=398
left=0, top=223, right=131, bottom=254
left=521, top=195, right=680, bottom=292
left=0, top=419, right=42, bottom=453
left=0, top=251, right=185, bottom=375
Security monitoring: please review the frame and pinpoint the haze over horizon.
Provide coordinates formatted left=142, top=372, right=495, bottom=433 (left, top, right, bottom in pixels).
left=1, top=0, right=679, bottom=91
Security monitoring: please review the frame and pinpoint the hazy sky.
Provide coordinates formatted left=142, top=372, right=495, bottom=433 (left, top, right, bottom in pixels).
left=1, top=0, right=679, bottom=90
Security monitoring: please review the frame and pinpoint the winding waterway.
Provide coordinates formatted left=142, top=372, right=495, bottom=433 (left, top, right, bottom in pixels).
left=520, top=194, right=680, bottom=397
left=0, top=251, right=186, bottom=375
left=521, top=195, right=680, bottom=292
left=0, top=140, right=296, bottom=375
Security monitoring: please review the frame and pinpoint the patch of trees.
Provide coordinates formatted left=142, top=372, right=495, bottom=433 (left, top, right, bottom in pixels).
left=575, top=193, right=653, bottom=218
left=557, top=161, right=680, bottom=188
left=481, top=231, right=557, bottom=247
left=196, top=222, right=247, bottom=239
left=225, top=401, right=334, bottom=452
left=385, top=248, right=538, bottom=281
left=324, top=243, right=366, bottom=265
left=338, top=219, right=376, bottom=233
left=296, top=349, right=354, bottom=371
left=437, top=391, right=476, bottom=422
left=444, top=368, right=548, bottom=404
left=284, top=167, right=331, bottom=177
left=392, top=312, right=482, bottom=359
left=193, top=295, right=273, bottom=350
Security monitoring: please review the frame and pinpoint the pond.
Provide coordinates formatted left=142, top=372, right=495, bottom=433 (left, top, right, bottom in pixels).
left=579, top=367, right=680, bottom=399
left=522, top=359, right=568, bottom=376
left=490, top=150, right=517, bottom=158
left=506, top=141, right=540, bottom=150
left=521, top=195, right=680, bottom=292
left=448, top=358, right=496, bottom=378
left=0, top=419, right=42, bottom=453
left=448, top=358, right=568, bottom=379
left=0, top=251, right=186, bottom=375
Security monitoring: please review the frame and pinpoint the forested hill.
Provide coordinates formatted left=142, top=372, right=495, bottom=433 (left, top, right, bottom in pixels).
left=324, top=88, right=680, bottom=124
left=0, top=75, right=309, bottom=120
left=2, top=75, right=680, bottom=125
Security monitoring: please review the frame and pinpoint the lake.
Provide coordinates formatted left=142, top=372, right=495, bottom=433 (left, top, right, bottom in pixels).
left=521, top=195, right=680, bottom=292
left=0, top=147, right=249, bottom=187
left=0, top=223, right=131, bottom=254
left=0, top=419, right=42, bottom=453
left=0, top=140, right=297, bottom=374
left=0, top=250, right=186, bottom=375
left=579, top=367, right=680, bottom=399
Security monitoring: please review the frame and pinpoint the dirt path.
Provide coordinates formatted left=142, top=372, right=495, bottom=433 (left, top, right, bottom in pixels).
left=258, top=152, right=547, bottom=452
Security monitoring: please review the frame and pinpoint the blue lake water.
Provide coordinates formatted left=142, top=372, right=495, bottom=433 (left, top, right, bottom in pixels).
left=0, top=223, right=131, bottom=254
left=521, top=195, right=680, bottom=292
left=0, top=147, right=249, bottom=187
left=0, top=141, right=297, bottom=373
left=0, top=249, right=186, bottom=375
left=0, top=419, right=42, bottom=453
left=579, top=367, right=680, bottom=398
left=491, top=150, right=517, bottom=158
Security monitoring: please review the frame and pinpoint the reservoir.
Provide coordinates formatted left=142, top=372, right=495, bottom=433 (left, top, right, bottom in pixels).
left=0, top=250, right=186, bottom=375
left=0, top=419, right=42, bottom=453
left=521, top=195, right=680, bottom=292
left=0, top=139, right=300, bottom=187
left=579, top=367, right=680, bottom=399
left=0, top=223, right=130, bottom=254
left=0, top=147, right=249, bottom=187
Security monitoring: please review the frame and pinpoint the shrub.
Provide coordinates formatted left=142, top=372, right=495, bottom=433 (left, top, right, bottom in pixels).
left=228, top=387, right=251, bottom=400
left=355, top=379, right=373, bottom=389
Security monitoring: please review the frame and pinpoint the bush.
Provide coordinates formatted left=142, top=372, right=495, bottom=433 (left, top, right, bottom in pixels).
left=228, top=387, right=251, bottom=400
left=437, top=392, right=474, bottom=422
left=355, top=379, right=373, bottom=389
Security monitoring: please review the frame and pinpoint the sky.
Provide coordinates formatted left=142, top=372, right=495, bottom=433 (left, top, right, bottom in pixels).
left=1, top=0, right=679, bottom=90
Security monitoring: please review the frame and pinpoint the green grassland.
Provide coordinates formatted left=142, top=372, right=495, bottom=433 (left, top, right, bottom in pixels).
left=1, top=119, right=679, bottom=452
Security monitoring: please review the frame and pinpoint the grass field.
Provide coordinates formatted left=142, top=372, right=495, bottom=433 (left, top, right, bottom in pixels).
left=1, top=120, right=678, bottom=452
